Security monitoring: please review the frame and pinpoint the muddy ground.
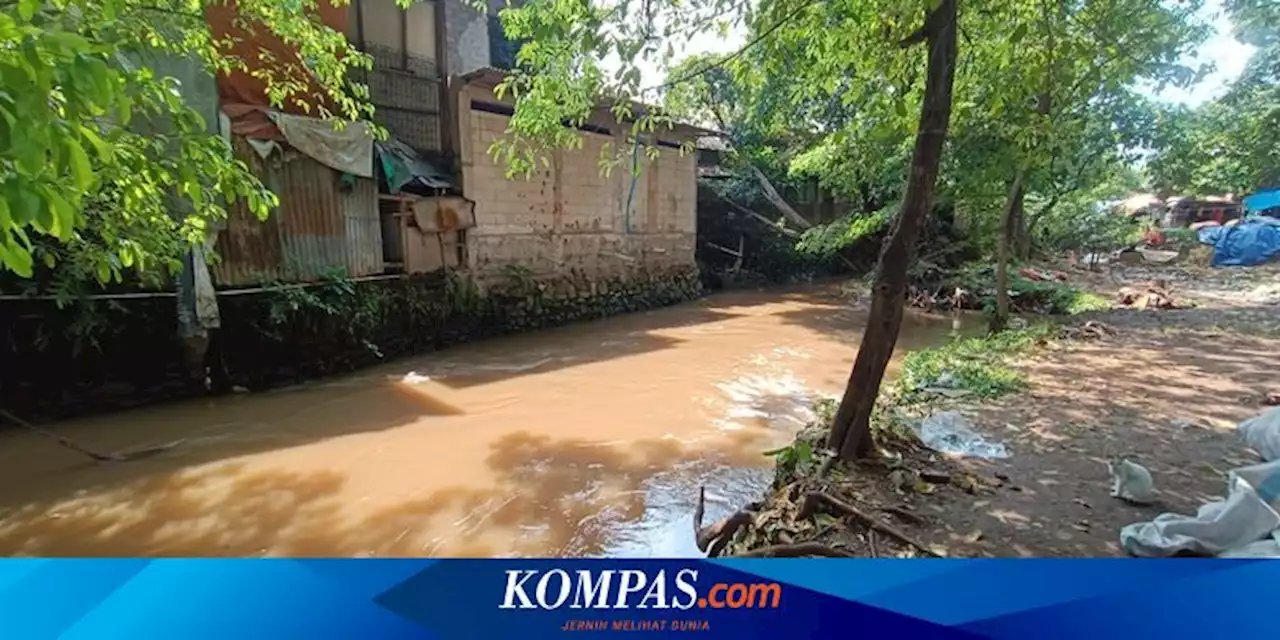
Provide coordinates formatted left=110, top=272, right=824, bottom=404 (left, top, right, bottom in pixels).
left=720, top=255, right=1280, bottom=558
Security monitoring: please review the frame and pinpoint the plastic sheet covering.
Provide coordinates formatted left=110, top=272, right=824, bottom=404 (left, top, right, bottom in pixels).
left=270, top=113, right=374, bottom=178
left=1198, top=220, right=1280, bottom=267
left=914, top=411, right=1010, bottom=459
left=376, top=138, right=454, bottom=193
left=1120, top=408, right=1280, bottom=558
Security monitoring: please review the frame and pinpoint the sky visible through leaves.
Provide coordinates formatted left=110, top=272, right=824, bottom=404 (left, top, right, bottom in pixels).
left=608, top=0, right=1256, bottom=109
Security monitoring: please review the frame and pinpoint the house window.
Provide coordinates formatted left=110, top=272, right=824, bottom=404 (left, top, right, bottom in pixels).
left=352, top=0, right=436, bottom=71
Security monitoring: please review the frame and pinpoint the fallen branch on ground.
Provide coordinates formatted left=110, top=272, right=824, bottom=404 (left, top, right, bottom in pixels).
left=799, top=491, right=943, bottom=557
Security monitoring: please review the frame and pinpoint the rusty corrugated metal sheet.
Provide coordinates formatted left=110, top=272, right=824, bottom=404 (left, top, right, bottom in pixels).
left=343, top=176, right=383, bottom=276
left=276, top=151, right=347, bottom=278
left=212, top=136, right=286, bottom=286
left=214, top=136, right=375, bottom=285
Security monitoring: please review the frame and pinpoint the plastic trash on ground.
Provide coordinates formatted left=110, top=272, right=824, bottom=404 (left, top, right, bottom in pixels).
left=1120, top=459, right=1280, bottom=557
left=1119, top=408, right=1280, bottom=558
left=1239, top=407, right=1280, bottom=461
left=914, top=411, right=1010, bottom=459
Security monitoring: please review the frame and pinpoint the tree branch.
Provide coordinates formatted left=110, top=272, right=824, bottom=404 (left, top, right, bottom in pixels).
left=750, top=165, right=812, bottom=229
left=899, top=0, right=952, bottom=48
left=645, top=0, right=827, bottom=94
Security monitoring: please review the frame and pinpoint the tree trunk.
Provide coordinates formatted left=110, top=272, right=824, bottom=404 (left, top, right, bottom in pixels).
left=826, top=0, right=958, bottom=462
left=1021, top=195, right=1058, bottom=257
left=991, top=167, right=1028, bottom=333
left=1012, top=191, right=1030, bottom=259
left=750, top=166, right=812, bottom=230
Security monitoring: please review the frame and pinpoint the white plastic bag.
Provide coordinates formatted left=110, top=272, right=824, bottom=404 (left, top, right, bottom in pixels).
left=915, top=411, right=1010, bottom=459
left=1239, top=407, right=1280, bottom=462
left=1120, top=459, right=1280, bottom=557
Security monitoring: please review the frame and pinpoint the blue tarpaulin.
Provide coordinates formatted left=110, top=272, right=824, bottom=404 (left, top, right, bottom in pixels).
left=1199, top=219, right=1280, bottom=267
left=1243, top=188, right=1280, bottom=213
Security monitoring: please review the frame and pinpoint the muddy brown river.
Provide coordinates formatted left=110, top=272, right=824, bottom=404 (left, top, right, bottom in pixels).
left=0, top=284, right=966, bottom=557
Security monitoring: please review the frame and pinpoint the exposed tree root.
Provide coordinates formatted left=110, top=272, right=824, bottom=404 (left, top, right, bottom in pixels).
left=799, top=491, right=942, bottom=557
left=879, top=505, right=927, bottom=525
left=730, top=542, right=856, bottom=558
left=693, top=487, right=757, bottom=557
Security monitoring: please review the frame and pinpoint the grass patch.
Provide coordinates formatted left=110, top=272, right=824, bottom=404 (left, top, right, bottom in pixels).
left=1008, top=277, right=1111, bottom=315
left=896, top=324, right=1054, bottom=401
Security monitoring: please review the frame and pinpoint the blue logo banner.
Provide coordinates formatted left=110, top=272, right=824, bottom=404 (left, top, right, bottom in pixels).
left=0, top=559, right=1273, bottom=639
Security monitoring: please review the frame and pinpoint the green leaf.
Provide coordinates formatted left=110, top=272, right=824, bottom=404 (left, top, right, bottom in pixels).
left=46, top=190, right=75, bottom=239
left=66, top=138, right=94, bottom=190
left=9, top=183, right=42, bottom=225
left=17, top=0, right=39, bottom=21
left=0, top=236, right=33, bottom=277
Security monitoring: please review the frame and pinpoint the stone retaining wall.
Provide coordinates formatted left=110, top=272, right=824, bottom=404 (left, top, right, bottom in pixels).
left=0, top=266, right=702, bottom=422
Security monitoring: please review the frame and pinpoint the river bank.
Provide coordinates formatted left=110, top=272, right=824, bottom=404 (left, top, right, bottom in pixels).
left=0, top=282, right=965, bottom=557
left=709, top=257, right=1280, bottom=558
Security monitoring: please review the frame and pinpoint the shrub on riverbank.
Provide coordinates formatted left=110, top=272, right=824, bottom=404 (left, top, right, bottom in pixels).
left=908, top=262, right=1110, bottom=316
left=895, top=324, right=1054, bottom=402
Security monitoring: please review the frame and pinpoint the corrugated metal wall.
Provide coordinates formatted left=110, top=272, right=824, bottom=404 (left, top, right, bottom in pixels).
left=343, top=177, right=384, bottom=276
left=213, top=137, right=287, bottom=285
left=213, top=137, right=383, bottom=286
left=276, top=150, right=346, bottom=278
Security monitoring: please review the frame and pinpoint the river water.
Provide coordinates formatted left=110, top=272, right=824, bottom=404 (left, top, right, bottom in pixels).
left=0, top=284, right=964, bottom=558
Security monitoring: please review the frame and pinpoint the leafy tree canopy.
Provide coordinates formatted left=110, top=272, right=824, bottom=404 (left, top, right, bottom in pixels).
left=0, top=0, right=377, bottom=288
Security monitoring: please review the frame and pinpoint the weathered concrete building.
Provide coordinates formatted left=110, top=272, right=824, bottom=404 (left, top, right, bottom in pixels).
left=453, top=70, right=700, bottom=283
left=210, top=0, right=702, bottom=290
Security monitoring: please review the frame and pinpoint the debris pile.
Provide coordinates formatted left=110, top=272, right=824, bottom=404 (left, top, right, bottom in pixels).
left=1115, top=280, right=1187, bottom=309
left=1058, top=320, right=1116, bottom=340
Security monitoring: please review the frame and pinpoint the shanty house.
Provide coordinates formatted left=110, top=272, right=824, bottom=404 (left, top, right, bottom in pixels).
left=203, top=0, right=702, bottom=289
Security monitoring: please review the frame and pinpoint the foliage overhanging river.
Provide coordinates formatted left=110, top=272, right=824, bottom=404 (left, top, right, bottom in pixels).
left=0, top=284, right=972, bottom=557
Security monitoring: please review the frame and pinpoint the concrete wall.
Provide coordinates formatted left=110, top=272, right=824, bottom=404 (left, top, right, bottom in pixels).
left=349, top=0, right=444, bottom=152
left=458, top=86, right=697, bottom=284
left=442, top=0, right=490, bottom=76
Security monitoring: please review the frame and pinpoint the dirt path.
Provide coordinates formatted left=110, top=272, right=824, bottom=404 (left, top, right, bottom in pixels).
left=911, top=260, right=1280, bottom=557
left=707, top=258, right=1280, bottom=559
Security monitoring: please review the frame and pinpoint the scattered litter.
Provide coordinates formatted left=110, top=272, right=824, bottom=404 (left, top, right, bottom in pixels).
left=1108, top=457, right=1155, bottom=505
left=913, top=411, right=1010, bottom=459
left=1138, top=248, right=1180, bottom=265
left=1238, top=407, right=1280, bottom=464
left=1120, top=459, right=1280, bottom=557
left=1116, top=280, right=1184, bottom=309
left=1059, top=320, right=1115, bottom=340
left=1120, top=408, right=1280, bottom=558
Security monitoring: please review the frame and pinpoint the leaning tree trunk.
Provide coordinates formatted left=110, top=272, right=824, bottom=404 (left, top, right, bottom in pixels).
left=991, top=167, right=1028, bottom=333
left=826, top=0, right=958, bottom=461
